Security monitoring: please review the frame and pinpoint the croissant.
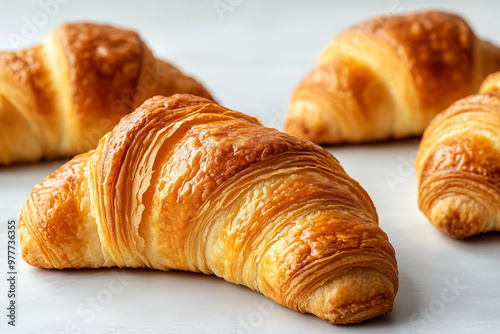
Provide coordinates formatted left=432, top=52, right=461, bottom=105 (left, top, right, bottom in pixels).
left=285, top=11, right=500, bottom=144
left=19, top=94, right=398, bottom=324
left=415, top=72, right=500, bottom=238
left=0, top=22, right=212, bottom=165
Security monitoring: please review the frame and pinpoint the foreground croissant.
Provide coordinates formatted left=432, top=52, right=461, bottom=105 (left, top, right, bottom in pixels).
left=0, top=22, right=212, bottom=165
left=286, top=11, right=500, bottom=144
left=416, top=72, right=500, bottom=238
left=19, top=94, right=398, bottom=324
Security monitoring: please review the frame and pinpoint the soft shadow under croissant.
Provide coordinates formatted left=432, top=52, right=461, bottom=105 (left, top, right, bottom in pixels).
left=19, top=93, right=398, bottom=324
left=0, top=22, right=212, bottom=165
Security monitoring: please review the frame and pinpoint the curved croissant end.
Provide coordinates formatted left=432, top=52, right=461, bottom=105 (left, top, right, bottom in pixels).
left=416, top=76, right=500, bottom=238
left=479, top=71, right=500, bottom=94
left=19, top=94, right=398, bottom=324
left=0, top=22, right=212, bottom=165
left=286, top=11, right=500, bottom=144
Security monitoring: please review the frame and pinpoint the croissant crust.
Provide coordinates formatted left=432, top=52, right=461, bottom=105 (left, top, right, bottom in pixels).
left=19, top=94, right=398, bottom=324
left=0, top=22, right=212, bottom=165
left=416, top=74, right=500, bottom=238
left=286, top=11, right=500, bottom=144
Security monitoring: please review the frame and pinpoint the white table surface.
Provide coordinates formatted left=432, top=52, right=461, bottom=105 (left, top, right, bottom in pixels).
left=0, top=1, right=499, bottom=333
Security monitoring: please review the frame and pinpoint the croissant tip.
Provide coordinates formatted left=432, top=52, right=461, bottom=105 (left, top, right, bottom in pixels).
left=437, top=220, right=479, bottom=239
left=18, top=220, right=52, bottom=269
left=307, top=268, right=397, bottom=324
left=428, top=195, right=486, bottom=239
left=285, top=104, right=335, bottom=144
left=331, top=300, right=394, bottom=325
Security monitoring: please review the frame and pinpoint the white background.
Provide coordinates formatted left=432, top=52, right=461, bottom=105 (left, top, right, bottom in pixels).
left=0, top=0, right=499, bottom=333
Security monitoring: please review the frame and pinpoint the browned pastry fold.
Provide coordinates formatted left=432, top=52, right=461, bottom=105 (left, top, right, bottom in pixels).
left=19, top=94, right=398, bottom=324
left=0, top=22, right=212, bottom=165
left=286, top=11, right=500, bottom=144
left=416, top=72, right=500, bottom=238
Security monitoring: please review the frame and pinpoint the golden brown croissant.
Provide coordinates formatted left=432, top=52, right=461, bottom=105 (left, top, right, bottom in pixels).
left=416, top=72, right=500, bottom=238
left=0, top=22, right=212, bottom=165
left=286, top=11, right=500, bottom=144
left=19, top=94, right=398, bottom=324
